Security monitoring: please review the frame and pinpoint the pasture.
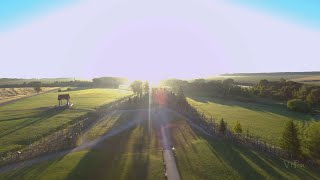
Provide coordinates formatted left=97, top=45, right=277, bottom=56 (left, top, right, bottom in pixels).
left=187, top=96, right=315, bottom=146
left=171, top=118, right=320, bottom=180
left=0, top=111, right=164, bottom=180
left=0, top=88, right=132, bottom=154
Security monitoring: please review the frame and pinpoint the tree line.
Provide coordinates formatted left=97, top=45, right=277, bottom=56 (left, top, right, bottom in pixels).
left=0, top=77, right=128, bottom=89
left=162, top=78, right=320, bottom=113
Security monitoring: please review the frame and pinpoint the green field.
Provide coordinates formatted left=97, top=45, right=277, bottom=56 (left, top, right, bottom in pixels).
left=187, top=96, right=316, bottom=146
left=171, top=118, right=320, bottom=180
left=0, top=111, right=164, bottom=180
left=0, top=88, right=132, bottom=153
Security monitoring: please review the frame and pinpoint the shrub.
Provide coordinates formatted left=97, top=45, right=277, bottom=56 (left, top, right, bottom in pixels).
left=287, top=99, right=310, bottom=113
left=67, top=88, right=72, bottom=91
left=233, top=121, right=243, bottom=134
left=58, top=89, right=62, bottom=92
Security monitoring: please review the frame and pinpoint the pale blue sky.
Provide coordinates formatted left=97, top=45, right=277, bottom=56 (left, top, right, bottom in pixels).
left=0, top=0, right=319, bottom=81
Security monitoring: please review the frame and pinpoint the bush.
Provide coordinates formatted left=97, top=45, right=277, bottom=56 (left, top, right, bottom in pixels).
left=287, top=99, right=310, bottom=113
left=58, top=89, right=62, bottom=92
left=233, top=121, right=243, bottom=134
left=67, top=88, right=72, bottom=91
left=305, top=122, right=320, bottom=159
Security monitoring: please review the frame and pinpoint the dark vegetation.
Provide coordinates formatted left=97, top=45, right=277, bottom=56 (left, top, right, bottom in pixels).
left=0, top=77, right=128, bottom=89
left=161, top=78, right=320, bottom=113
left=222, top=71, right=320, bottom=77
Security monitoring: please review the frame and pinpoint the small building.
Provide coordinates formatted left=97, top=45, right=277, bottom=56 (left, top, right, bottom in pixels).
left=58, top=94, right=71, bottom=106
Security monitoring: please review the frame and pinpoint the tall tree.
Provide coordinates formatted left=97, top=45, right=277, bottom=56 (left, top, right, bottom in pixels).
left=130, top=81, right=143, bottom=96
left=280, top=120, right=301, bottom=158
left=33, top=82, right=42, bottom=94
left=222, top=78, right=234, bottom=96
left=143, top=81, right=150, bottom=94
left=176, top=86, right=186, bottom=104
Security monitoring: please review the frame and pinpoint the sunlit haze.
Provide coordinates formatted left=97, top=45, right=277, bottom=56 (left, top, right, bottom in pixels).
left=1, top=0, right=320, bottom=81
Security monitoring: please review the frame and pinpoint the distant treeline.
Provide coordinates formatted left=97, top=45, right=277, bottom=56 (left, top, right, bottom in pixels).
left=0, top=77, right=128, bottom=89
left=161, top=78, right=320, bottom=113
left=222, top=71, right=320, bottom=76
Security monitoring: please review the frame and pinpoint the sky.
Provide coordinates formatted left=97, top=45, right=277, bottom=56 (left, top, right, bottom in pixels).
left=0, top=0, right=319, bottom=82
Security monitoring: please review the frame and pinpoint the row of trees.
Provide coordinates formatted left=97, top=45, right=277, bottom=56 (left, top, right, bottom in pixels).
left=0, top=77, right=128, bottom=89
left=280, top=120, right=320, bottom=160
left=162, top=78, right=320, bottom=113
left=253, top=79, right=320, bottom=112
left=130, top=80, right=149, bottom=96
left=161, top=78, right=250, bottom=98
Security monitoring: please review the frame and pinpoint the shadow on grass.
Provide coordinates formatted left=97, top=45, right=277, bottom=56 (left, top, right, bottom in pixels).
left=0, top=153, right=68, bottom=180
left=66, top=116, right=153, bottom=180
left=0, top=108, right=67, bottom=139
left=192, top=127, right=320, bottom=180
left=188, top=96, right=313, bottom=122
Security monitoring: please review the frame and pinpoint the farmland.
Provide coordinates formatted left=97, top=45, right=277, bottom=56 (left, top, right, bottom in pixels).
left=187, top=96, right=315, bottom=146
left=0, top=88, right=319, bottom=180
left=171, top=118, right=320, bottom=180
left=0, top=111, right=164, bottom=180
left=0, top=87, right=58, bottom=104
left=0, top=88, right=132, bottom=154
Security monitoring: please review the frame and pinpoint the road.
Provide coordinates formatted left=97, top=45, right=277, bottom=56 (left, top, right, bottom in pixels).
left=158, top=108, right=181, bottom=180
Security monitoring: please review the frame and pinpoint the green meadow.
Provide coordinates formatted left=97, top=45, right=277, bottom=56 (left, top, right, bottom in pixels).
left=171, top=118, right=320, bottom=180
left=187, top=96, right=315, bottom=146
left=0, top=88, right=132, bottom=153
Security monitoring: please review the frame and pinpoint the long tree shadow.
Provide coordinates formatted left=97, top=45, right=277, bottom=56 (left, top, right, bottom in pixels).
left=0, top=108, right=68, bottom=139
left=0, top=152, right=68, bottom=179
left=188, top=96, right=313, bottom=122
left=66, top=112, right=154, bottom=180
left=192, top=128, right=320, bottom=179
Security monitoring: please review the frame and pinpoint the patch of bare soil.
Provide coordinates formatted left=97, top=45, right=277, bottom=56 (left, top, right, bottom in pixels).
left=0, top=87, right=58, bottom=104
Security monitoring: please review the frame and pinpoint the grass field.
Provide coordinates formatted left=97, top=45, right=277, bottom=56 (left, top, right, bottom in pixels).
left=0, top=111, right=164, bottom=180
left=170, top=118, right=320, bottom=180
left=0, top=88, right=132, bottom=153
left=187, top=96, right=316, bottom=146
left=0, top=87, right=58, bottom=104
